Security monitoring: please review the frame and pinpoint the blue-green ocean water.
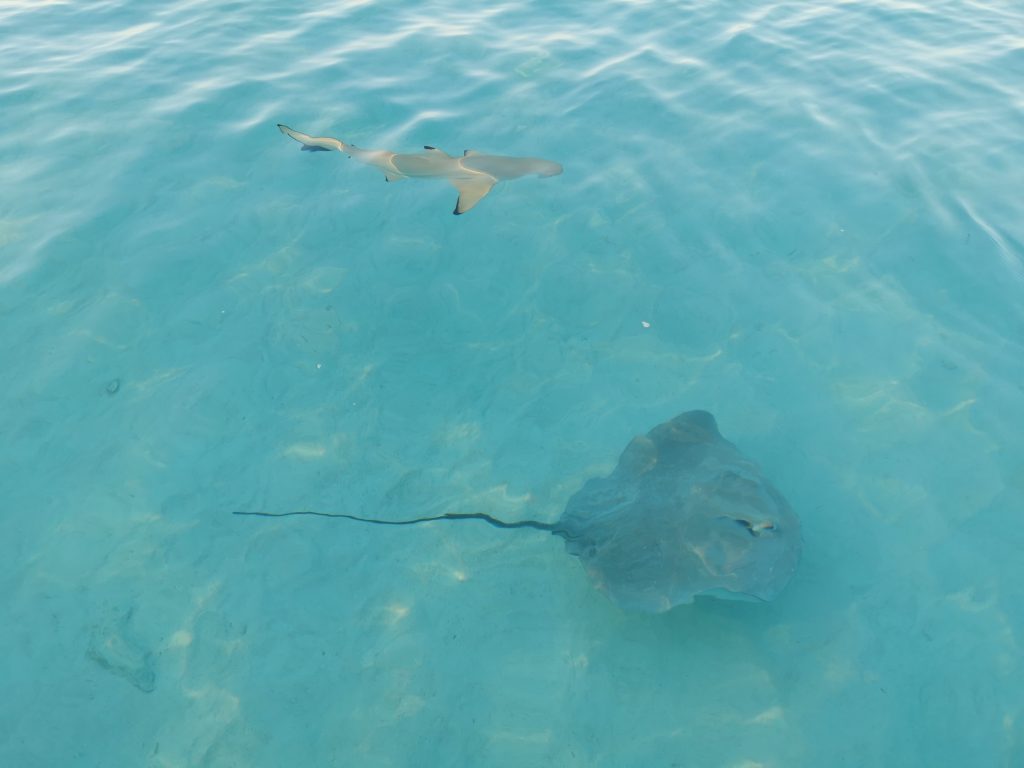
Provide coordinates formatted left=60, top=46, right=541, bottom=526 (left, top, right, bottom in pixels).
left=2, top=1, right=1023, bottom=765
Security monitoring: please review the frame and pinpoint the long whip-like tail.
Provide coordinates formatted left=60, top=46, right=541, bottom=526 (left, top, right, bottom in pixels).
left=233, top=509, right=559, bottom=533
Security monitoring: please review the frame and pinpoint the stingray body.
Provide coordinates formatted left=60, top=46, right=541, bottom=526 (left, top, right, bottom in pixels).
left=555, top=410, right=801, bottom=612
left=236, top=411, right=801, bottom=613
left=277, top=124, right=562, bottom=215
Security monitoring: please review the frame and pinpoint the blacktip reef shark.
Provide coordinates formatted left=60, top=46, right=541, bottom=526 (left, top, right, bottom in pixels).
left=277, top=124, right=563, bottom=215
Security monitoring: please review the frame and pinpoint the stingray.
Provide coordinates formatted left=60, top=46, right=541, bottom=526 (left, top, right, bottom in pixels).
left=236, top=411, right=801, bottom=612
left=277, top=124, right=562, bottom=215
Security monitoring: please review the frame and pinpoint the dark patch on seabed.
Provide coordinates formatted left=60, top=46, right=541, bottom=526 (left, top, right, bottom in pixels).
left=87, top=607, right=156, bottom=692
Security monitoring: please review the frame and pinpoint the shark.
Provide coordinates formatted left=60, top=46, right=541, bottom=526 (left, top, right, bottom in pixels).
left=277, top=124, right=563, bottom=215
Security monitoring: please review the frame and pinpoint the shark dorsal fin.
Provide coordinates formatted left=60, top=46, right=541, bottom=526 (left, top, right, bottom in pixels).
left=464, top=149, right=479, bottom=156
left=423, top=145, right=451, bottom=157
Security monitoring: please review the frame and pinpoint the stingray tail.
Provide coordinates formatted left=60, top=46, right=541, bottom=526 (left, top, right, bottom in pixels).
left=232, top=509, right=559, bottom=533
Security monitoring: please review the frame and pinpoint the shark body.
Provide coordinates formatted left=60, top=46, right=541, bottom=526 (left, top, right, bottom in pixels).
left=278, top=124, right=562, bottom=215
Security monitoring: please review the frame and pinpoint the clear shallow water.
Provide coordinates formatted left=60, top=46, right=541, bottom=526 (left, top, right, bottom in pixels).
left=2, top=0, right=1023, bottom=765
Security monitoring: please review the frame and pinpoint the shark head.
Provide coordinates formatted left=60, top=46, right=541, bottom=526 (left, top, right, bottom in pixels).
left=534, top=160, right=563, bottom=177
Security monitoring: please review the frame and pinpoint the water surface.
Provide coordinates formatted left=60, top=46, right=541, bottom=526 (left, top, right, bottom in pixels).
left=1, top=1, right=1023, bottom=766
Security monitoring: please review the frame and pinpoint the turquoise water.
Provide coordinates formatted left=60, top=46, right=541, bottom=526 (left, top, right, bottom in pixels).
left=2, top=0, right=1023, bottom=765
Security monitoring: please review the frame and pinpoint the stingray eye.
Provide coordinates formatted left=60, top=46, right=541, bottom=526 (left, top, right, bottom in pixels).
left=727, top=518, right=776, bottom=537
left=733, top=518, right=756, bottom=536
left=718, top=516, right=755, bottom=535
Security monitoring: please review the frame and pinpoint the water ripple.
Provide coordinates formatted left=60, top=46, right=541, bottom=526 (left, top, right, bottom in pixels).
left=2, top=1, right=1024, bottom=767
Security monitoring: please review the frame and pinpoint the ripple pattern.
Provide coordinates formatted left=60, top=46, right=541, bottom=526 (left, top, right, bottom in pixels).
left=1, top=1, right=1023, bottom=767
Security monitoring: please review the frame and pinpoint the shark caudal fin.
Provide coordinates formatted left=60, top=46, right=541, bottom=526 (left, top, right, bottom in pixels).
left=277, top=124, right=347, bottom=153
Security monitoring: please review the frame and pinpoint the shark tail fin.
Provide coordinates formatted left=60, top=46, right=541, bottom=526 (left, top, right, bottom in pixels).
left=277, top=124, right=347, bottom=153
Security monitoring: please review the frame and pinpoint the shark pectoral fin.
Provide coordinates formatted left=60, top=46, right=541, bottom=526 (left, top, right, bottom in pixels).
left=384, top=172, right=406, bottom=182
left=451, top=177, right=496, bottom=215
left=464, top=149, right=479, bottom=156
left=301, top=145, right=331, bottom=152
